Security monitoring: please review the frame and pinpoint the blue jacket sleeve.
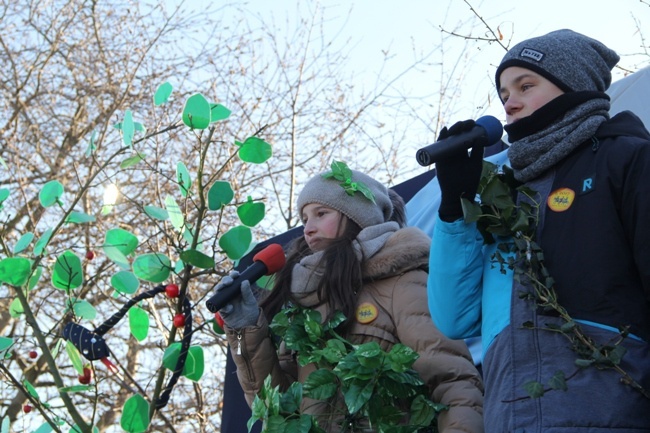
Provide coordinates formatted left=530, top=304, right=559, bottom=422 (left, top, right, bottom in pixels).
left=428, top=214, right=484, bottom=340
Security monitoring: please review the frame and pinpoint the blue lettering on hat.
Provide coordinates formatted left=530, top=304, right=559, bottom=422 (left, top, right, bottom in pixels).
left=520, top=48, right=544, bottom=62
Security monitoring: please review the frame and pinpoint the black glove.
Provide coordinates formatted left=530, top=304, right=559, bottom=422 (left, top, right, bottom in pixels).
left=215, top=271, right=260, bottom=329
left=435, top=119, right=484, bottom=222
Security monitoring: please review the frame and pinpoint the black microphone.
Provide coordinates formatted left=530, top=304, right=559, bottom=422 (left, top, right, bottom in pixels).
left=206, top=243, right=286, bottom=313
left=416, top=115, right=503, bottom=166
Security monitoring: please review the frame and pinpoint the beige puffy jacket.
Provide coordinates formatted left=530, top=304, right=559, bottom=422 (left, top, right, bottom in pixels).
left=225, top=227, right=484, bottom=432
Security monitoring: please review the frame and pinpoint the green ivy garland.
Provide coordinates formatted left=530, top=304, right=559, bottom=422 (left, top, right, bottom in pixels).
left=461, top=161, right=649, bottom=400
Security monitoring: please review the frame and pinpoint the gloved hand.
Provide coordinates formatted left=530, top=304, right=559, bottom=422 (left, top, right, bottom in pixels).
left=215, top=270, right=260, bottom=329
left=436, top=119, right=484, bottom=222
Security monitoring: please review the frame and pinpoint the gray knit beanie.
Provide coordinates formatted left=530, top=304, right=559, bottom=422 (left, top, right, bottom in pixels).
left=495, top=29, right=619, bottom=96
left=297, top=164, right=392, bottom=229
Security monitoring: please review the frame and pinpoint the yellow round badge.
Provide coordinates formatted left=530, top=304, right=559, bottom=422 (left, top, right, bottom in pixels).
left=356, top=302, right=378, bottom=324
left=547, top=188, right=575, bottom=212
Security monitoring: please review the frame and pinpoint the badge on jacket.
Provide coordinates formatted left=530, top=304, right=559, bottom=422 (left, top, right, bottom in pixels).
left=547, top=187, right=575, bottom=212
left=356, top=302, right=378, bottom=324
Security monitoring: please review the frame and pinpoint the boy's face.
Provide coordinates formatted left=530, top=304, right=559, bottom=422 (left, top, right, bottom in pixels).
left=498, top=66, right=565, bottom=125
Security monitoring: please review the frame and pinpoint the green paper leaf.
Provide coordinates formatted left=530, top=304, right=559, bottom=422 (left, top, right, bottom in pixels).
left=0, top=337, right=14, bottom=359
left=176, top=162, right=191, bottom=197
left=0, top=257, right=31, bottom=286
left=132, top=253, right=171, bottom=283
left=85, top=130, right=97, bottom=157
left=9, top=298, right=24, bottom=317
left=143, top=205, right=169, bottom=221
left=52, top=251, right=83, bottom=290
left=162, top=344, right=205, bottom=382
left=111, top=271, right=140, bottom=295
left=179, top=249, right=215, bottom=269
left=28, top=265, right=43, bottom=290
left=66, top=341, right=84, bottom=375
left=236, top=136, right=272, bottom=164
left=70, top=424, right=99, bottom=433
left=207, top=181, right=234, bottom=210
left=120, top=153, right=144, bottom=169
left=0, top=188, right=9, bottom=209
left=218, top=225, right=252, bottom=260
left=122, top=110, right=135, bottom=147
left=129, top=306, right=149, bottom=341
left=104, top=228, right=139, bottom=256
left=23, top=379, right=40, bottom=400
left=33, top=228, right=53, bottom=256
left=165, top=195, right=184, bottom=230
left=59, top=385, right=94, bottom=393
left=121, top=394, right=150, bottom=433
left=210, top=103, right=231, bottom=122
left=154, top=81, right=173, bottom=106
left=66, top=298, right=97, bottom=320
left=39, top=180, right=64, bottom=207
left=237, top=196, right=265, bottom=227
left=182, top=93, right=211, bottom=130
left=65, top=211, right=96, bottom=224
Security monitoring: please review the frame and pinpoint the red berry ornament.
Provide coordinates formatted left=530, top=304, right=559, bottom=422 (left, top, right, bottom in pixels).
left=165, top=284, right=180, bottom=298
left=85, top=250, right=95, bottom=260
left=173, top=313, right=185, bottom=328
left=28, top=350, right=38, bottom=359
left=78, top=366, right=93, bottom=384
left=23, top=404, right=32, bottom=413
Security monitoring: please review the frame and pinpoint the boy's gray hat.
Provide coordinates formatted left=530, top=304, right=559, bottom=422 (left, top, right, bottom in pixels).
left=495, top=29, right=619, bottom=96
left=297, top=168, right=392, bottom=229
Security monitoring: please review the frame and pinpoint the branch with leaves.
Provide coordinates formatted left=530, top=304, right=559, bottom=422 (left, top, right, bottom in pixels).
left=461, top=161, right=649, bottom=400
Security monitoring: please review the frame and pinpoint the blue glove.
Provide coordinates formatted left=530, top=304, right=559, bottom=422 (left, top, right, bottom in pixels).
left=436, top=119, right=484, bottom=222
left=215, top=271, right=260, bottom=329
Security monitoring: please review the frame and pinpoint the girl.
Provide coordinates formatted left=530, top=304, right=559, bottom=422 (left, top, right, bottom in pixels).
left=218, top=162, right=484, bottom=432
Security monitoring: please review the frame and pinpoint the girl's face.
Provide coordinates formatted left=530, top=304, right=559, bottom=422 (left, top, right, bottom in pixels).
left=498, top=66, right=565, bottom=125
left=301, top=203, right=346, bottom=252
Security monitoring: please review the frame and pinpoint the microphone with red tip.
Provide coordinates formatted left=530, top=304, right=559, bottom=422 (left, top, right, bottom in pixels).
left=206, top=243, right=286, bottom=313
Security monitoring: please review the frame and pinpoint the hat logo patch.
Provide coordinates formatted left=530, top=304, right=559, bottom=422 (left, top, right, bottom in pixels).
left=547, top=187, right=575, bottom=212
left=356, top=302, right=378, bottom=324
left=520, top=48, right=544, bottom=62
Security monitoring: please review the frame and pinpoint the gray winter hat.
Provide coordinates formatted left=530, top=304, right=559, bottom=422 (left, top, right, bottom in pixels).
left=495, top=29, right=619, bottom=96
left=297, top=163, right=392, bottom=229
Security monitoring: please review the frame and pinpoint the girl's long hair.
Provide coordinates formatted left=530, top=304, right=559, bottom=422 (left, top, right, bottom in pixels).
left=260, top=216, right=363, bottom=330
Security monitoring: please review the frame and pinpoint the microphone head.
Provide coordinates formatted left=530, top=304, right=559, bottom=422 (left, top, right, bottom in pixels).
left=476, top=115, right=504, bottom=145
left=252, top=243, right=286, bottom=274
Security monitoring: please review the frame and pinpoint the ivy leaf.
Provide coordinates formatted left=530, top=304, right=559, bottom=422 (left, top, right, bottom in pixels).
left=548, top=370, right=568, bottom=391
left=523, top=380, right=545, bottom=398
left=344, top=379, right=374, bottom=414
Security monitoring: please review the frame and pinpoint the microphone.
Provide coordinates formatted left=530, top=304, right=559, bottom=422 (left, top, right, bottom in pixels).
left=416, top=115, right=503, bottom=166
left=205, top=243, right=286, bottom=313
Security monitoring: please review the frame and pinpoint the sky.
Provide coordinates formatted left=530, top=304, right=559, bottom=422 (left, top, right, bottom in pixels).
left=233, top=0, right=649, bottom=123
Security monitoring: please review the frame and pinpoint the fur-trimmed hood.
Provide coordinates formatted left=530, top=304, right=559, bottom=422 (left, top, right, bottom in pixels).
left=362, top=226, right=430, bottom=281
